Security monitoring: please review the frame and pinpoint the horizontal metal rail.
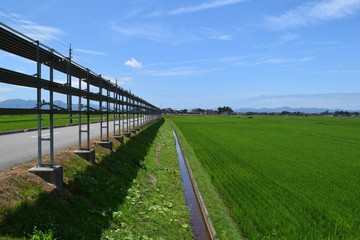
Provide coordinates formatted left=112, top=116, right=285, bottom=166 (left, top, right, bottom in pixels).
left=0, top=22, right=161, bottom=171
left=0, top=24, right=158, bottom=110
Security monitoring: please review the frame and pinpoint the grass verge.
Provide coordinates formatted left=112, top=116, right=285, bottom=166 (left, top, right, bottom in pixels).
left=0, top=118, right=192, bottom=240
left=169, top=119, right=244, bottom=240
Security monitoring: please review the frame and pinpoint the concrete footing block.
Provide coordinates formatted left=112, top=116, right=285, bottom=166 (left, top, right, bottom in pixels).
left=135, top=128, right=141, bottom=131
left=122, top=132, right=131, bottom=138
left=28, top=165, right=63, bottom=187
left=112, top=135, right=124, bottom=143
left=130, top=129, right=137, bottom=134
left=97, top=141, right=113, bottom=150
left=74, top=149, right=95, bottom=163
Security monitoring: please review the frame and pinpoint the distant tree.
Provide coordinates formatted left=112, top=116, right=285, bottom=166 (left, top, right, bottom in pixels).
left=218, top=106, right=233, bottom=113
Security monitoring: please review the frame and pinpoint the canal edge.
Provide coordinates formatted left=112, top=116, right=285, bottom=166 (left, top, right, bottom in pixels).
left=170, top=122, right=218, bottom=240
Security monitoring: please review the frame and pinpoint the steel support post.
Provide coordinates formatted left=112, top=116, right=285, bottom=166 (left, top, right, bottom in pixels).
left=117, top=89, right=121, bottom=135
left=134, top=99, right=137, bottom=128
left=126, top=96, right=129, bottom=131
left=67, top=46, right=73, bottom=123
left=86, top=70, right=90, bottom=149
left=130, top=97, right=134, bottom=130
left=129, top=96, right=132, bottom=130
left=99, top=76, right=103, bottom=140
left=143, top=104, right=145, bottom=126
left=121, top=94, right=125, bottom=133
left=49, top=49, right=54, bottom=167
left=113, top=82, right=117, bottom=135
left=78, top=77, right=82, bottom=150
left=36, top=41, right=42, bottom=167
left=137, top=100, right=140, bottom=128
left=106, top=81, right=110, bottom=141
left=132, top=97, right=135, bottom=130
left=139, top=102, right=142, bottom=127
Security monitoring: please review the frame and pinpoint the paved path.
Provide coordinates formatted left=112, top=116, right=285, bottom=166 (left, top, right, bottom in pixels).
left=0, top=118, right=136, bottom=171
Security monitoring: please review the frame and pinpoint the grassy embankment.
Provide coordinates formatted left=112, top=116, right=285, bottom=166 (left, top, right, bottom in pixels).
left=170, top=115, right=360, bottom=239
left=0, top=118, right=192, bottom=240
left=0, top=115, right=119, bottom=132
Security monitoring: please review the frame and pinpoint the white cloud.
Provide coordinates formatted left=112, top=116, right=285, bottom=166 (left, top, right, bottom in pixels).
left=0, top=87, right=13, bottom=92
left=124, top=58, right=143, bottom=68
left=264, top=0, right=360, bottom=31
left=74, top=49, right=107, bottom=56
left=148, top=0, right=249, bottom=17
left=210, top=35, right=233, bottom=40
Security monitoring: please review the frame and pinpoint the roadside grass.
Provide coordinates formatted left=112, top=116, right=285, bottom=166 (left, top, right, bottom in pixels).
left=0, top=118, right=192, bottom=240
left=169, top=115, right=360, bottom=239
left=170, top=119, right=244, bottom=240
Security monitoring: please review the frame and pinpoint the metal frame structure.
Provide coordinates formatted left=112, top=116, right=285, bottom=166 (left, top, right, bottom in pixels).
left=0, top=23, right=161, bottom=168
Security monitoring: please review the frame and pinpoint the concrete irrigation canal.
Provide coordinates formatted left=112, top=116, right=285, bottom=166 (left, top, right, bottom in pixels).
left=172, top=127, right=216, bottom=240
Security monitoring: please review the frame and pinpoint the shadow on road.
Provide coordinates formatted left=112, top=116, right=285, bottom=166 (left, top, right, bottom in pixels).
left=0, top=118, right=164, bottom=240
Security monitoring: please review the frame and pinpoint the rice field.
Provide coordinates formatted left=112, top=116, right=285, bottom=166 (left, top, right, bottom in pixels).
left=170, top=115, right=360, bottom=239
left=0, top=114, right=115, bottom=132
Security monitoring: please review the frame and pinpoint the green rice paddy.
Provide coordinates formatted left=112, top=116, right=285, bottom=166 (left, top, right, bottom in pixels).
left=0, top=114, right=115, bottom=132
left=170, top=115, right=360, bottom=239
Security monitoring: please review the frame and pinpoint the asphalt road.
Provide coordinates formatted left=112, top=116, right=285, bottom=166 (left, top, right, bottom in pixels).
left=0, top=118, right=136, bottom=171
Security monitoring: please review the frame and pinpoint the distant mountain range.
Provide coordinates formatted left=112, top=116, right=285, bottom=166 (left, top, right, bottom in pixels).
left=0, top=99, right=357, bottom=113
left=235, top=106, right=358, bottom=113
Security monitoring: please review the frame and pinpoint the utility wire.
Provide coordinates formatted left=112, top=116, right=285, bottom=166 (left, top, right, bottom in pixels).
left=0, top=6, right=69, bottom=53
left=0, top=4, right=108, bottom=79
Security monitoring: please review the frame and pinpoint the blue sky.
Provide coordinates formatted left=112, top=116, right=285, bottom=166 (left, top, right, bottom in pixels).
left=1, top=0, right=360, bottom=110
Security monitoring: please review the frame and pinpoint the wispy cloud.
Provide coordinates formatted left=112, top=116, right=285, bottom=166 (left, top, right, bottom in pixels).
left=109, top=22, right=200, bottom=44
left=312, top=70, right=360, bottom=73
left=22, top=26, right=64, bottom=40
left=0, top=87, right=13, bottom=92
left=74, top=49, right=107, bottom=56
left=102, top=76, right=133, bottom=85
left=278, top=33, right=299, bottom=44
left=15, top=69, right=27, bottom=74
left=124, top=58, right=143, bottom=68
left=264, top=0, right=360, bottom=31
left=237, top=56, right=313, bottom=67
left=210, top=35, right=233, bottom=40
left=148, top=0, right=249, bottom=17
left=110, top=22, right=172, bottom=42
left=201, top=27, right=234, bottom=41
left=147, top=67, right=220, bottom=77
left=238, top=93, right=360, bottom=110
left=118, top=77, right=133, bottom=85
left=20, top=21, right=65, bottom=40
left=0, top=12, right=65, bottom=40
